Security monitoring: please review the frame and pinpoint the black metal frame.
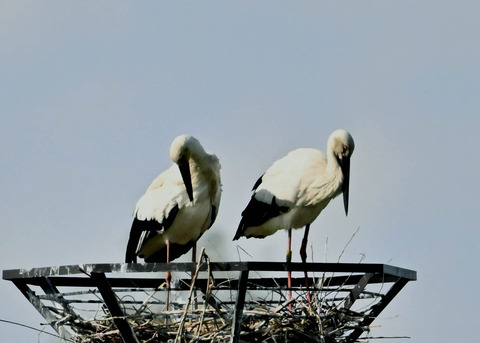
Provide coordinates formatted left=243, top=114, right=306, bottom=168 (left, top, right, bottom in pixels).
left=3, top=262, right=416, bottom=343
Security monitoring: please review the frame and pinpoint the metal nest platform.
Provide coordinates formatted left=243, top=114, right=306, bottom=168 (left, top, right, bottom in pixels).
left=3, top=253, right=416, bottom=343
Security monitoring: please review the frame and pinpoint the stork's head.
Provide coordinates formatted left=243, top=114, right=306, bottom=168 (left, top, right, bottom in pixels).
left=328, top=129, right=355, bottom=216
left=170, top=135, right=204, bottom=202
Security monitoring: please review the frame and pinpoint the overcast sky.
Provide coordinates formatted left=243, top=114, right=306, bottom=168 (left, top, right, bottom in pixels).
left=1, top=1, right=479, bottom=342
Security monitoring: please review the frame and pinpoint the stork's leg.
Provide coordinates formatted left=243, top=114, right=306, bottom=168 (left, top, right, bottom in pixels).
left=166, top=240, right=171, bottom=311
left=192, top=243, right=197, bottom=263
left=287, top=228, right=293, bottom=307
left=166, top=240, right=172, bottom=284
left=300, top=224, right=312, bottom=304
left=192, top=242, right=198, bottom=309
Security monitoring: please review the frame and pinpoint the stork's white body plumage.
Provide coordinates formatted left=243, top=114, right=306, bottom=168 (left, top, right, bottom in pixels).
left=125, top=135, right=221, bottom=263
left=240, top=148, right=343, bottom=238
left=234, top=129, right=354, bottom=245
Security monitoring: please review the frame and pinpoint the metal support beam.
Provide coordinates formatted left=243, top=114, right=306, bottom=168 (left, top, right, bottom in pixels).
left=344, top=272, right=374, bottom=310
left=38, top=277, right=79, bottom=320
left=231, top=270, right=249, bottom=343
left=3, top=262, right=417, bottom=280
left=12, top=280, right=74, bottom=341
left=346, top=277, right=410, bottom=342
left=90, top=272, right=140, bottom=343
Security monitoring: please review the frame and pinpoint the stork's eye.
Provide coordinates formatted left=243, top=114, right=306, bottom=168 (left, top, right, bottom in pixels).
left=342, top=145, right=348, bottom=154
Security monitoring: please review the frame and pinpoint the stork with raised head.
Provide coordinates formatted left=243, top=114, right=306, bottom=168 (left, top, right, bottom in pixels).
left=233, top=129, right=354, bottom=301
left=125, top=135, right=222, bottom=270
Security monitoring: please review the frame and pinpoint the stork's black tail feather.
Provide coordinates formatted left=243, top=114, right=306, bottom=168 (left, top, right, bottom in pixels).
left=144, top=239, right=199, bottom=263
left=125, top=219, right=142, bottom=263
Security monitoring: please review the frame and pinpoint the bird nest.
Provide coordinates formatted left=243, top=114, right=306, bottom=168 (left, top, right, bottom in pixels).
left=75, top=306, right=337, bottom=343
left=73, top=280, right=370, bottom=343
left=75, top=302, right=326, bottom=343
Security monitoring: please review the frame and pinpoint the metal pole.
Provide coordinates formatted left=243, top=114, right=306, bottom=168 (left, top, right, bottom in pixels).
left=90, top=272, right=140, bottom=343
left=231, top=270, right=249, bottom=343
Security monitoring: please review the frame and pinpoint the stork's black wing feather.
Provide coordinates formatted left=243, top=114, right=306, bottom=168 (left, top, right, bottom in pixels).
left=252, top=174, right=264, bottom=191
left=209, top=205, right=218, bottom=229
left=125, top=218, right=162, bottom=263
left=233, top=195, right=289, bottom=240
left=143, top=204, right=218, bottom=262
left=124, top=204, right=180, bottom=263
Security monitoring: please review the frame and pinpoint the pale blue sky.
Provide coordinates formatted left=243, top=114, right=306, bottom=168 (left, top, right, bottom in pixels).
left=1, top=1, right=479, bottom=342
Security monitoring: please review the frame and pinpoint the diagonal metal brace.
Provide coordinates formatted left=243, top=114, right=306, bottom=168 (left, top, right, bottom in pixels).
left=13, top=280, right=74, bottom=341
left=344, top=272, right=374, bottom=310
left=90, top=272, right=140, bottom=343
left=346, top=277, right=410, bottom=342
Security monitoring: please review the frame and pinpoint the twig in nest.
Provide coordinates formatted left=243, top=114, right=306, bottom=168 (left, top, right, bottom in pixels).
left=174, top=247, right=207, bottom=343
left=337, top=226, right=360, bottom=263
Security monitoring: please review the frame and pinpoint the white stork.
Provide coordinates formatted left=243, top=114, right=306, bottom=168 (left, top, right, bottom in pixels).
left=233, top=129, right=354, bottom=300
left=125, top=135, right=222, bottom=266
